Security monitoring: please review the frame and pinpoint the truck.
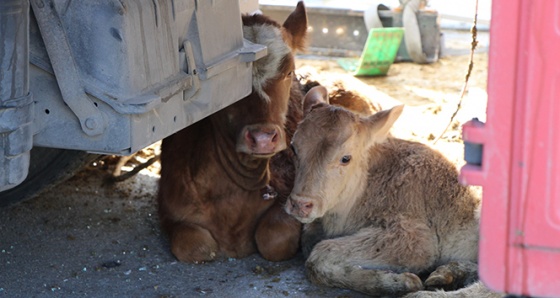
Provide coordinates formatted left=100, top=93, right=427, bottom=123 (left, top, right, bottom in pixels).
left=0, top=0, right=265, bottom=205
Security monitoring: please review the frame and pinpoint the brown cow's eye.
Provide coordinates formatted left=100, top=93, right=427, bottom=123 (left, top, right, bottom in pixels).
left=340, top=155, right=351, bottom=164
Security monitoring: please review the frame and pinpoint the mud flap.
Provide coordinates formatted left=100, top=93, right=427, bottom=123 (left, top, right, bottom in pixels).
left=0, top=0, right=34, bottom=192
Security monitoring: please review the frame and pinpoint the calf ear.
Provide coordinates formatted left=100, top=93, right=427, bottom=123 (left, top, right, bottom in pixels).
left=282, top=1, right=307, bottom=51
left=303, top=86, right=330, bottom=115
left=364, top=105, right=404, bottom=144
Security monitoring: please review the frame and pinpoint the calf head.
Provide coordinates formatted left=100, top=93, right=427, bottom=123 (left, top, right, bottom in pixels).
left=213, top=2, right=307, bottom=158
left=285, top=86, right=404, bottom=223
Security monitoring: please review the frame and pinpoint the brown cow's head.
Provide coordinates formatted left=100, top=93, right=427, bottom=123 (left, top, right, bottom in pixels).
left=213, top=2, right=307, bottom=159
left=285, top=86, right=404, bottom=223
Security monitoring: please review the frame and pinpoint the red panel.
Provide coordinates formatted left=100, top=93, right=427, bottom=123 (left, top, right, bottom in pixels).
left=460, top=0, right=521, bottom=292
left=517, top=0, right=560, bottom=249
left=460, top=1, right=560, bottom=297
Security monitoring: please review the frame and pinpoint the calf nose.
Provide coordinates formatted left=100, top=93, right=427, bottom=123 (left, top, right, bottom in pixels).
left=245, top=128, right=280, bottom=155
left=287, top=197, right=314, bottom=218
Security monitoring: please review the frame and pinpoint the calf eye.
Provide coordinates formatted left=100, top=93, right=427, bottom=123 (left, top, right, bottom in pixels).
left=340, top=155, right=352, bottom=164
left=290, top=143, right=297, bottom=156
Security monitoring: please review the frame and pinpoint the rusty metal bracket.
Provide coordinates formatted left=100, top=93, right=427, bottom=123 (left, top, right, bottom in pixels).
left=30, top=0, right=106, bottom=136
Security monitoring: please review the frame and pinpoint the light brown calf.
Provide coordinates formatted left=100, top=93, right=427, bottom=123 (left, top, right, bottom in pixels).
left=285, top=86, right=482, bottom=297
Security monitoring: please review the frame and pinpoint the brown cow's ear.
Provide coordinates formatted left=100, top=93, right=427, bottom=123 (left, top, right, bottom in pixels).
left=282, top=1, right=308, bottom=51
left=303, top=86, right=330, bottom=115
left=364, top=105, right=404, bottom=145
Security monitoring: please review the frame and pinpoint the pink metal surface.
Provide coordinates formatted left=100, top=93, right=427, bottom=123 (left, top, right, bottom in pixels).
left=460, top=1, right=560, bottom=297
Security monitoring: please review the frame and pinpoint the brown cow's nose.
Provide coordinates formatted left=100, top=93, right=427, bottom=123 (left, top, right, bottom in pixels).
left=288, top=197, right=314, bottom=218
left=245, top=128, right=279, bottom=155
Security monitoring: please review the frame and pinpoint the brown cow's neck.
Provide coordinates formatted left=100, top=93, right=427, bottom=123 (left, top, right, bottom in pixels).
left=212, top=120, right=270, bottom=192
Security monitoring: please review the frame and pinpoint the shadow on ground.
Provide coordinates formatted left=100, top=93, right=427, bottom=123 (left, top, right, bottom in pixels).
left=0, top=167, right=364, bottom=297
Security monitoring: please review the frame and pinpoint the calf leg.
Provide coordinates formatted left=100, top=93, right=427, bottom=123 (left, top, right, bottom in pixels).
left=306, top=222, right=437, bottom=296
left=424, top=260, right=479, bottom=291
left=169, top=222, right=219, bottom=263
left=255, top=202, right=301, bottom=261
left=403, top=281, right=504, bottom=298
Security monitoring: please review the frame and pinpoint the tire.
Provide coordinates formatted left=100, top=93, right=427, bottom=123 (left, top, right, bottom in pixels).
left=0, top=147, right=98, bottom=207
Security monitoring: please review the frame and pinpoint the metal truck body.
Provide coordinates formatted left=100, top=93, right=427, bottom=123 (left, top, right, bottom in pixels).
left=0, top=0, right=264, bottom=196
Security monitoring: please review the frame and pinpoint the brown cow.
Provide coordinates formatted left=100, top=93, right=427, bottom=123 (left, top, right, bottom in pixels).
left=300, top=79, right=382, bottom=116
left=157, top=3, right=307, bottom=263
left=285, top=86, right=484, bottom=297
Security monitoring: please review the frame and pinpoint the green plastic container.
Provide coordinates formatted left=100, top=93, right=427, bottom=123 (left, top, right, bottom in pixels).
left=338, top=27, right=404, bottom=76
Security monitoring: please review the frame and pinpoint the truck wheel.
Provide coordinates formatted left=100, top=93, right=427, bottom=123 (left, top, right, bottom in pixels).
left=0, top=147, right=97, bottom=207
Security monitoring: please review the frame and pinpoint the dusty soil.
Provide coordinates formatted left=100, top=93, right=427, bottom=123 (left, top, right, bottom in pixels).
left=296, top=52, right=488, bottom=166
left=0, top=50, right=488, bottom=297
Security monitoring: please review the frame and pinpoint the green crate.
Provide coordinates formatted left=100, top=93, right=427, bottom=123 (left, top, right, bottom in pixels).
left=338, top=27, right=404, bottom=76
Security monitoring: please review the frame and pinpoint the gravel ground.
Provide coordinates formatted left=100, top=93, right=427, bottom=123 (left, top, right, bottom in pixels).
left=0, top=167, right=365, bottom=297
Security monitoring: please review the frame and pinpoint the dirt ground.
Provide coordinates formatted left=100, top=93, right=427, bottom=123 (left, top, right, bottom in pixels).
left=0, top=40, right=488, bottom=296
left=296, top=51, right=488, bottom=166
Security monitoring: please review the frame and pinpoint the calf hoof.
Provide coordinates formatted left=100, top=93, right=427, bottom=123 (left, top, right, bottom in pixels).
left=403, top=272, right=424, bottom=292
left=424, top=261, right=478, bottom=291
left=424, top=267, right=454, bottom=289
left=171, top=225, right=219, bottom=263
left=377, top=272, right=424, bottom=297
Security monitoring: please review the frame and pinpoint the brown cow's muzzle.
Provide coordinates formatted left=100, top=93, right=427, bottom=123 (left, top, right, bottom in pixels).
left=237, top=124, right=286, bottom=157
left=285, top=195, right=316, bottom=223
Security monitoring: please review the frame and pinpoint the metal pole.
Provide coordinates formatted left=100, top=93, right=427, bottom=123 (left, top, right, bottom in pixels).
left=0, top=0, right=34, bottom=191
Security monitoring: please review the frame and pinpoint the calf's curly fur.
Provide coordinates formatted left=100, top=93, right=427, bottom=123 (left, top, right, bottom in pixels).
left=286, top=86, right=491, bottom=297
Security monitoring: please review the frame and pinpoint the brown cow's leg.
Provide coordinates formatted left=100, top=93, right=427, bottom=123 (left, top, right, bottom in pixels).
left=255, top=202, right=301, bottom=261
left=169, top=222, right=219, bottom=263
